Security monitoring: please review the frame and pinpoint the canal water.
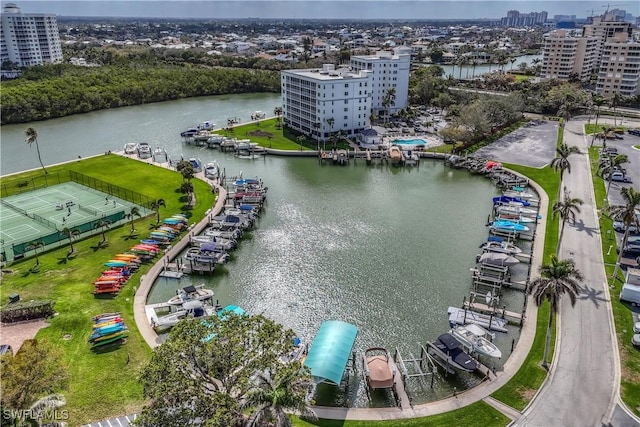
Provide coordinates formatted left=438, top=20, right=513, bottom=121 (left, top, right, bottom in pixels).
left=2, top=93, right=529, bottom=406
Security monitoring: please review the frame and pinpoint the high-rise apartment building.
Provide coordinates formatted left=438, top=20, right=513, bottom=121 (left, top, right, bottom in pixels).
left=540, top=30, right=598, bottom=81
left=281, top=64, right=372, bottom=142
left=1, top=3, right=63, bottom=67
left=500, top=10, right=548, bottom=27
left=596, top=32, right=640, bottom=96
left=540, top=17, right=636, bottom=96
left=350, top=49, right=410, bottom=117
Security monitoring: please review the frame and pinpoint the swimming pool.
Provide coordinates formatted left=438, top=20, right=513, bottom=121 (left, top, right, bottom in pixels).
left=393, top=138, right=427, bottom=147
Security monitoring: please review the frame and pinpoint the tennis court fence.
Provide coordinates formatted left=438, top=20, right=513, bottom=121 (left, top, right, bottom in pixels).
left=69, top=171, right=154, bottom=210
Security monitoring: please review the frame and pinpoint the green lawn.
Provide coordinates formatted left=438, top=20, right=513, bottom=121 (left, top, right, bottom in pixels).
left=1, top=155, right=215, bottom=425
left=588, top=147, right=640, bottom=417
left=584, top=123, right=627, bottom=135
left=292, top=401, right=509, bottom=427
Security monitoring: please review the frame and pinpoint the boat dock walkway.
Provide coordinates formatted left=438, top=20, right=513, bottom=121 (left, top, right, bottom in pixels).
left=463, top=301, right=524, bottom=324
left=388, top=356, right=412, bottom=410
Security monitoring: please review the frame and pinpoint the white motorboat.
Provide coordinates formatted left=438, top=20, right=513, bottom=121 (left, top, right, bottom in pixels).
left=204, top=228, right=243, bottom=240
left=204, top=161, right=220, bottom=180
left=477, top=252, right=520, bottom=267
left=480, top=240, right=523, bottom=255
left=496, top=213, right=535, bottom=224
left=137, top=142, right=152, bottom=159
left=191, top=234, right=237, bottom=250
left=447, top=306, right=508, bottom=333
left=124, top=142, right=137, bottom=154
left=167, top=284, right=214, bottom=306
left=184, top=247, right=229, bottom=264
left=450, top=324, right=502, bottom=358
left=151, top=300, right=216, bottom=331
left=496, top=203, right=538, bottom=217
left=503, top=190, right=538, bottom=202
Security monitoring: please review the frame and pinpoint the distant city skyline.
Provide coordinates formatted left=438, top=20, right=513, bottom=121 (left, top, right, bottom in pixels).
left=4, top=1, right=639, bottom=20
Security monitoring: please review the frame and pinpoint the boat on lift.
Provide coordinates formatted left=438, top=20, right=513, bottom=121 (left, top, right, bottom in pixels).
left=450, top=324, right=502, bottom=358
left=480, top=238, right=523, bottom=255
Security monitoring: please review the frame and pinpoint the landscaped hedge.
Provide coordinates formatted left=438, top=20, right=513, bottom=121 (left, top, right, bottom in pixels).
left=0, top=300, right=55, bottom=323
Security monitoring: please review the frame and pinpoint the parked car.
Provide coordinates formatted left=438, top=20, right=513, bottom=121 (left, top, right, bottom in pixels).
left=613, top=221, right=638, bottom=233
left=633, top=334, right=640, bottom=349
left=606, top=171, right=632, bottom=183
left=628, top=129, right=640, bottom=137
left=0, top=344, right=13, bottom=364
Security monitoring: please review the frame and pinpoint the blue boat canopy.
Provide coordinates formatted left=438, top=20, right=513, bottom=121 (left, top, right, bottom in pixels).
left=304, top=320, right=358, bottom=385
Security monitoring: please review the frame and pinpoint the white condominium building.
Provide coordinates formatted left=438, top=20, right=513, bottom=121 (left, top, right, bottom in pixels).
left=350, top=48, right=410, bottom=117
left=281, top=64, right=372, bottom=142
left=540, top=30, right=598, bottom=81
left=596, top=32, right=640, bottom=97
left=1, top=3, right=63, bottom=67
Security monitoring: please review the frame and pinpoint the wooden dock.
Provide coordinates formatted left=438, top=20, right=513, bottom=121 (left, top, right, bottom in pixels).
left=464, top=301, right=524, bottom=323
left=388, top=355, right=412, bottom=410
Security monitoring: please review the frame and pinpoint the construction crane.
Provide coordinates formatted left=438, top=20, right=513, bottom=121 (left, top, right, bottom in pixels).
left=586, top=9, right=597, bottom=18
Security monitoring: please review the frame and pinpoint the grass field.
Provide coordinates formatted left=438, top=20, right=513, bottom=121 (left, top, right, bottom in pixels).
left=1, top=155, right=215, bottom=426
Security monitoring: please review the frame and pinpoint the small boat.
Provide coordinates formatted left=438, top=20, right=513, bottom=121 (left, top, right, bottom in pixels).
left=167, top=284, right=214, bottom=305
left=137, top=142, right=152, bottom=159
left=496, top=213, right=535, bottom=224
left=477, top=252, right=520, bottom=267
left=204, top=228, right=243, bottom=240
left=123, top=143, right=137, bottom=154
left=191, top=235, right=237, bottom=250
left=450, top=324, right=502, bottom=359
left=427, top=333, right=479, bottom=372
left=495, top=203, right=538, bottom=217
left=503, top=188, right=537, bottom=200
left=197, top=121, right=215, bottom=130
left=493, top=196, right=531, bottom=207
left=188, top=158, right=202, bottom=173
left=362, top=347, right=396, bottom=390
left=204, top=161, right=220, bottom=180
left=489, top=220, right=529, bottom=232
left=184, top=247, right=229, bottom=264
left=448, top=306, right=508, bottom=333
left=389, top=146, right=403, bottom=164
left=151, top=300, right=216, bottom=331
left=180, top=128, right=198, bottom=137
left=280, top=337, right=308, bottom=364
left=480, top=239, right=523, bottom=255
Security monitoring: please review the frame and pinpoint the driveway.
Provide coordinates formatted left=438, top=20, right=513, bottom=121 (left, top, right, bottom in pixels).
left=473, top=120, right=559, bottom=168
left=0, top=319, right=49, bottom=352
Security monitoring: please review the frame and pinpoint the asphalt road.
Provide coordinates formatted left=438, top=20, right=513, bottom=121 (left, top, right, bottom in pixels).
left=516, top=120, right=621, bottom=426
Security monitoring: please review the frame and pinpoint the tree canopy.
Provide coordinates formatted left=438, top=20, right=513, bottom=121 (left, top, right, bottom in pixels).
left=136, top=313, right=312, bottom=427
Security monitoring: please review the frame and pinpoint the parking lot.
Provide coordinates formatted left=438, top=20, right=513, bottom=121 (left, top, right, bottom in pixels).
left=600, top=130, right=640, bottom=207
left=472, top=119, right=559, bottom=168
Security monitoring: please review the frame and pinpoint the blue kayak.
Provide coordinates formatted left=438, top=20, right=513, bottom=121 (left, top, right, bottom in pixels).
left=491, top=220, right=529, bottom=232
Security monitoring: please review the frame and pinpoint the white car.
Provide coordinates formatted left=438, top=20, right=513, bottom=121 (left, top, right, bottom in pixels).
left=633, top=334, right=640, bottom=349
left=613, top=221, right=638, bottom=233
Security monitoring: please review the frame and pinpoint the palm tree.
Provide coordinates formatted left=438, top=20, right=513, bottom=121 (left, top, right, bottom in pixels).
left=556, top=103, right=571, bottom=129
left=382, top=87, right=396, bottom=124
left=552, top=193, right=584, bottom=255
left=528, top=255, right=583, bottom=369
left=608, top=187, right=640, bottom=281
left=25, top=127, right=48, bottom=175
left=590, top=95, right=607, bottom=147
left=274, top=106, right=283, bottom=126
left=60, top=227, right=80, bottom=254
left=600, top=154, right=629, bottom=195
left=150, top=198, right=166, bottom=223
left=25, top=240, right=44, bottom=266
left=325, top=117, right=334, bottom=151
left=126, top=206, right=141, bottom=233
left=243, top=365, right=315, bottom=427
left=549, top=143, right=581, bottom=196
left=610, top=92, right=622, bottom=127
left=94, top=218, right=111, bottom=243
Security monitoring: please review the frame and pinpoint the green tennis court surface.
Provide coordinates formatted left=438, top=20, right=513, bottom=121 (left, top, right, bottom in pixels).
left=1, top=182, right=151, bottom=262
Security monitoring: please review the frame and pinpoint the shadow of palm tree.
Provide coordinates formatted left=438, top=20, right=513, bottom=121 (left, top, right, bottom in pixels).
left=577, top=284, right=609, bottom=308
left=57, top=257, right=68, bottom=265
left=90, top=241, right=109, bottom=252
left=572, top=218, right=598, bottom=237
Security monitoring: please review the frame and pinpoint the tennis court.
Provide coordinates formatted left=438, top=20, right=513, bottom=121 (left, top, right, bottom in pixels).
left=1, top=182, right=152, bottom=262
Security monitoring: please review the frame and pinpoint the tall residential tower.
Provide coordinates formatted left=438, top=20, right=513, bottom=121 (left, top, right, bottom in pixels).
left=1, top=3, right=63, bottom=68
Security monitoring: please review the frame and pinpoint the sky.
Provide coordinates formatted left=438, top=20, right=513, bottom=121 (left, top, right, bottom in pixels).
left=4, top=0, right=639, bottom=20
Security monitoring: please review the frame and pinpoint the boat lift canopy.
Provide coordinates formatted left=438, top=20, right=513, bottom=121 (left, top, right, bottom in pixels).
left=304, top=320, right=358, bottom=385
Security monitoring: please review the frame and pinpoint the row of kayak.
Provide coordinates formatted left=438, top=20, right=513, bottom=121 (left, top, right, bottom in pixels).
left=89, top=313, right=129, bottom=348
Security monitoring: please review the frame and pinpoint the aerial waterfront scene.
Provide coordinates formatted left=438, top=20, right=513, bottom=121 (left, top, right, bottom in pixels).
left=1, top=1, right=640, bottom=427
